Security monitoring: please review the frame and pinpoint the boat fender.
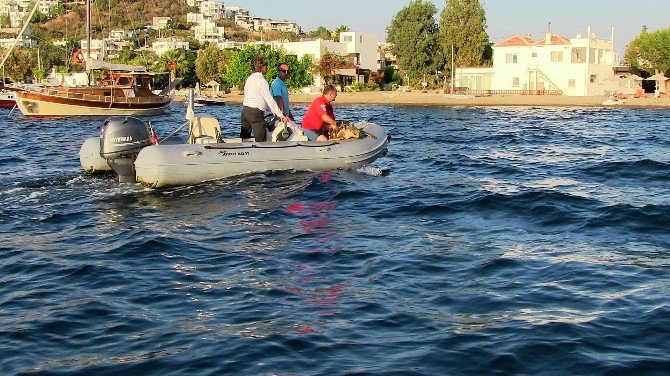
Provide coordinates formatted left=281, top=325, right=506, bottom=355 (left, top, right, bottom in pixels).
left=73, top=50, right=84, bottom=64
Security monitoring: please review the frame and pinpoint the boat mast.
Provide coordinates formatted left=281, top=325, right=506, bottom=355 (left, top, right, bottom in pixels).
left=86, top=0, right=91, bottom=84
left=450, top=45, right=455, bottom=94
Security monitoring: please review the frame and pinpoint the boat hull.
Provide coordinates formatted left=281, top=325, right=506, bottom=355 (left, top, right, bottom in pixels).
left=134, top=122, right=389, bottom=188
left=15, top=91, right=171, bottom=117
left=194, top=97, right=226, bottom=106
left=0, top=99, right=15, bottom=109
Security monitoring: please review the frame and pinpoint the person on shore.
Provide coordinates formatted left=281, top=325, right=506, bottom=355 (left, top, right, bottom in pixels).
left=301, top=85, right=338, bottom=141
left=271, top=63, right=293, bottom=121
left=241, top=56, right=288, bottom=142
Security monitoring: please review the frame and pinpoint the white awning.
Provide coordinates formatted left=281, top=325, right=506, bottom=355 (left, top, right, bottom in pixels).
left=86, top=58, right=147, bottom=73
left=334, top=68, right=357, bottom=77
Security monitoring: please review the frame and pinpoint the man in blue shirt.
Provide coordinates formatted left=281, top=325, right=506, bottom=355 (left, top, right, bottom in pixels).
left=271, top=63, right=293, bottom=120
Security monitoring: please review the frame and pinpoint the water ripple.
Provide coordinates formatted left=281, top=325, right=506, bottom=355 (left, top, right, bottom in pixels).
left=1, top=105, right=670, bottom=375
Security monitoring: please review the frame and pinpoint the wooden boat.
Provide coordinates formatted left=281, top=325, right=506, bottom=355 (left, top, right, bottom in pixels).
left=14, top=61, right=180, bottom=117
left=7, top=0, right=180, bottom=117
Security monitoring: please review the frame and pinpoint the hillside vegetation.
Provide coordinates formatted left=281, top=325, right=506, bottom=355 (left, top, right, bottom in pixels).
left=38, top=0, right=193, bottom=41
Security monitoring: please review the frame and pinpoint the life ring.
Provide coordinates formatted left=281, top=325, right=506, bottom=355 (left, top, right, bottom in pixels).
left=73, top=50, right=84, bottom=64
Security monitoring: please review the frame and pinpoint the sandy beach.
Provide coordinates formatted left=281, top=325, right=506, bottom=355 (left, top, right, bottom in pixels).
left=216, top=90, right=670, bottom=108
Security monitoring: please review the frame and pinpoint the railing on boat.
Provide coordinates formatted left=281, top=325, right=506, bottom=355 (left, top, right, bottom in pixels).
left=20, top=86, right=169, bottom=104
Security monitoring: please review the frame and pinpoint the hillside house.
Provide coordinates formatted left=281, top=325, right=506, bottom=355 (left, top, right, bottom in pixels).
left=263, top=31, right=378, bottom=89
left=151, top=38, right=189, bottom=56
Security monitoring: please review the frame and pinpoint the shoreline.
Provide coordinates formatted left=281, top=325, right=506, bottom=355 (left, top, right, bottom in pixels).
left=211, top=91, right=670, bottom=108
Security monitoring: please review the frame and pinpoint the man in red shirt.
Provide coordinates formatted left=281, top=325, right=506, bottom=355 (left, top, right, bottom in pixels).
left=301, top=85, right=338, bottom=141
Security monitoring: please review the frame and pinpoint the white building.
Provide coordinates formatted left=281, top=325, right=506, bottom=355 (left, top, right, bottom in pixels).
left=377, top=42, right=396, bottom=71
left=254, top=19, right=300, bottom=34
left=151, top=17, right=171, bottom=30
left=80, top=39, right=114, bottom=60
left=457, top=25, right=615, bottom=96
left=223, top=6, right=247, bottom=18
left=151, top=38, right=189, bottom=56
left=216, top=40, right=246, bottom=50
left=37, top=0, right=59, bottom=15
left=267, top=31, right=378, bottom=88
left=234, top=13, right=253, bottom=30
left=0, top=0, right=60, bottom=27
left=0, top=35, right=31, bottom=48
left=199, top=0, right=225, bottom=20
left=187, top=12, right=204, bottom=25
left=109, top=29, right=136, bottom=41
left=193, top=19, right=224, bottom=43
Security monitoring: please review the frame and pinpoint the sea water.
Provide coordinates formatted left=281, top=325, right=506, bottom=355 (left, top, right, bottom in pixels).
left=1, top=103, right=669, bottom=375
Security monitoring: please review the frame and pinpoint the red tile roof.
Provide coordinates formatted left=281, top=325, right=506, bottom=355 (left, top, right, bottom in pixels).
left=495, top=33, right=570, bottom=47
left=534, top=35, right=570, bottom=46
left=495, top=34, right=534, bottom=47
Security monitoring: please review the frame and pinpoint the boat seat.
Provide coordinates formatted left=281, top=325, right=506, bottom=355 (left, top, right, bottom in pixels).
left=189, top=117, right=221, bottom=144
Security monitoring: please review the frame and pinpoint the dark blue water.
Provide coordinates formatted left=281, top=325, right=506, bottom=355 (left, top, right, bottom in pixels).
left=1, top=103, right=670, bottom=375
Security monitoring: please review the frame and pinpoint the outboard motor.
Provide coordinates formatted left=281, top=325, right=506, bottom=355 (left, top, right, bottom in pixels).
left=100, top=116, right=153, bottom=183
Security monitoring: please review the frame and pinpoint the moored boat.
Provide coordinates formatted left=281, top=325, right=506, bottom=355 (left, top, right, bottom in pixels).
left=14, top=61, right=180, bottom=117
left=0, top=89, right=15, bottom=109
left=194, top=96, right=226, bottom=106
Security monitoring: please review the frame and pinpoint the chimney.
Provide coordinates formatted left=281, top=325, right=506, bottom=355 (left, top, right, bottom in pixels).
left=545, top=22, right=552, bottom=45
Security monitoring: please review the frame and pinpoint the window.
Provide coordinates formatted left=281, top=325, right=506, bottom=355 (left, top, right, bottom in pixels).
left=532, top=52, right=538, bottom=58
left=360, top=35, right=363, bottom=43
left=590, top=74, right=597, bottom=83
left=568, top=79, right=576, bottom=88
left=506, top=54, right=518, bottom=63
left=512, top=77, right=519, bottom=87
left=342, top=35, right=352, bottom=42
left=551, top=51, right=563, bottom=62
left=571, top=48, right=586, bottom=63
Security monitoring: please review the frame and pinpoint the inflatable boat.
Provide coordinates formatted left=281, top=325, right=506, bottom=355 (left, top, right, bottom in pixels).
left=79, top=106, right=389, bottom=188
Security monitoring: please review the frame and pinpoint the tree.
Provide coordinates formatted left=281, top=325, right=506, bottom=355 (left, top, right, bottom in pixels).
left=308, top=26, right=331, bottom=40
left=195, top=44, right=230, bottom=84
left=624, top=28, right=670, bottom=76
left=386, top=0, right=443, bottom=87
left=332, top=25, right=350, bottom=41
left=3, top=48, right=35, bottom=82
left=153, top=48, right=197, bottom=87
left=0, top=13, right=9, bottom=28
left=314, top=49, right=351, bottom=85
left=222, top=45, right=313, bottom=90
left=440, top=0, right=490, bottom=69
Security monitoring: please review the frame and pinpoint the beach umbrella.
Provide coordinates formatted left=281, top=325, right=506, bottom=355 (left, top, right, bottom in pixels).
left=626, top=74, right=644, bottom=81
left=645, top=73, right=669, bottom=93
left=644, top=73, right=668, bottom=81
left=602, top=75, right=619, bottom=94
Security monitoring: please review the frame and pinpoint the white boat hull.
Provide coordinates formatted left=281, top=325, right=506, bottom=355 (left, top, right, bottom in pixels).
left=16, top=95, right=170, bottom=117
left=134, top=121, right=388, bottom=188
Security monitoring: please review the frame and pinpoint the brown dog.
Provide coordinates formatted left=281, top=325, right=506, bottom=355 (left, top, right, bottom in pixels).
left=329, top=122, right=362, bottom=140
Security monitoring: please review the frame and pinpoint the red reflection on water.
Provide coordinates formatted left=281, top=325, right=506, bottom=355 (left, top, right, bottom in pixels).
left=286, top=201, right=338, bottom=216
left=318, top=171, right=332, bottom=182
left=284, top=283, right=344, bottom=306
left=311, top=202, right=337, bottom=211
left=299, top=217, right=332, bottom=233
left=286, top=203, right=306, bottom=215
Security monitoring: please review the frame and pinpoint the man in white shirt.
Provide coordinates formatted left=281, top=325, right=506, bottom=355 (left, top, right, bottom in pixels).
left=241, top=57, right=288, bottom=142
